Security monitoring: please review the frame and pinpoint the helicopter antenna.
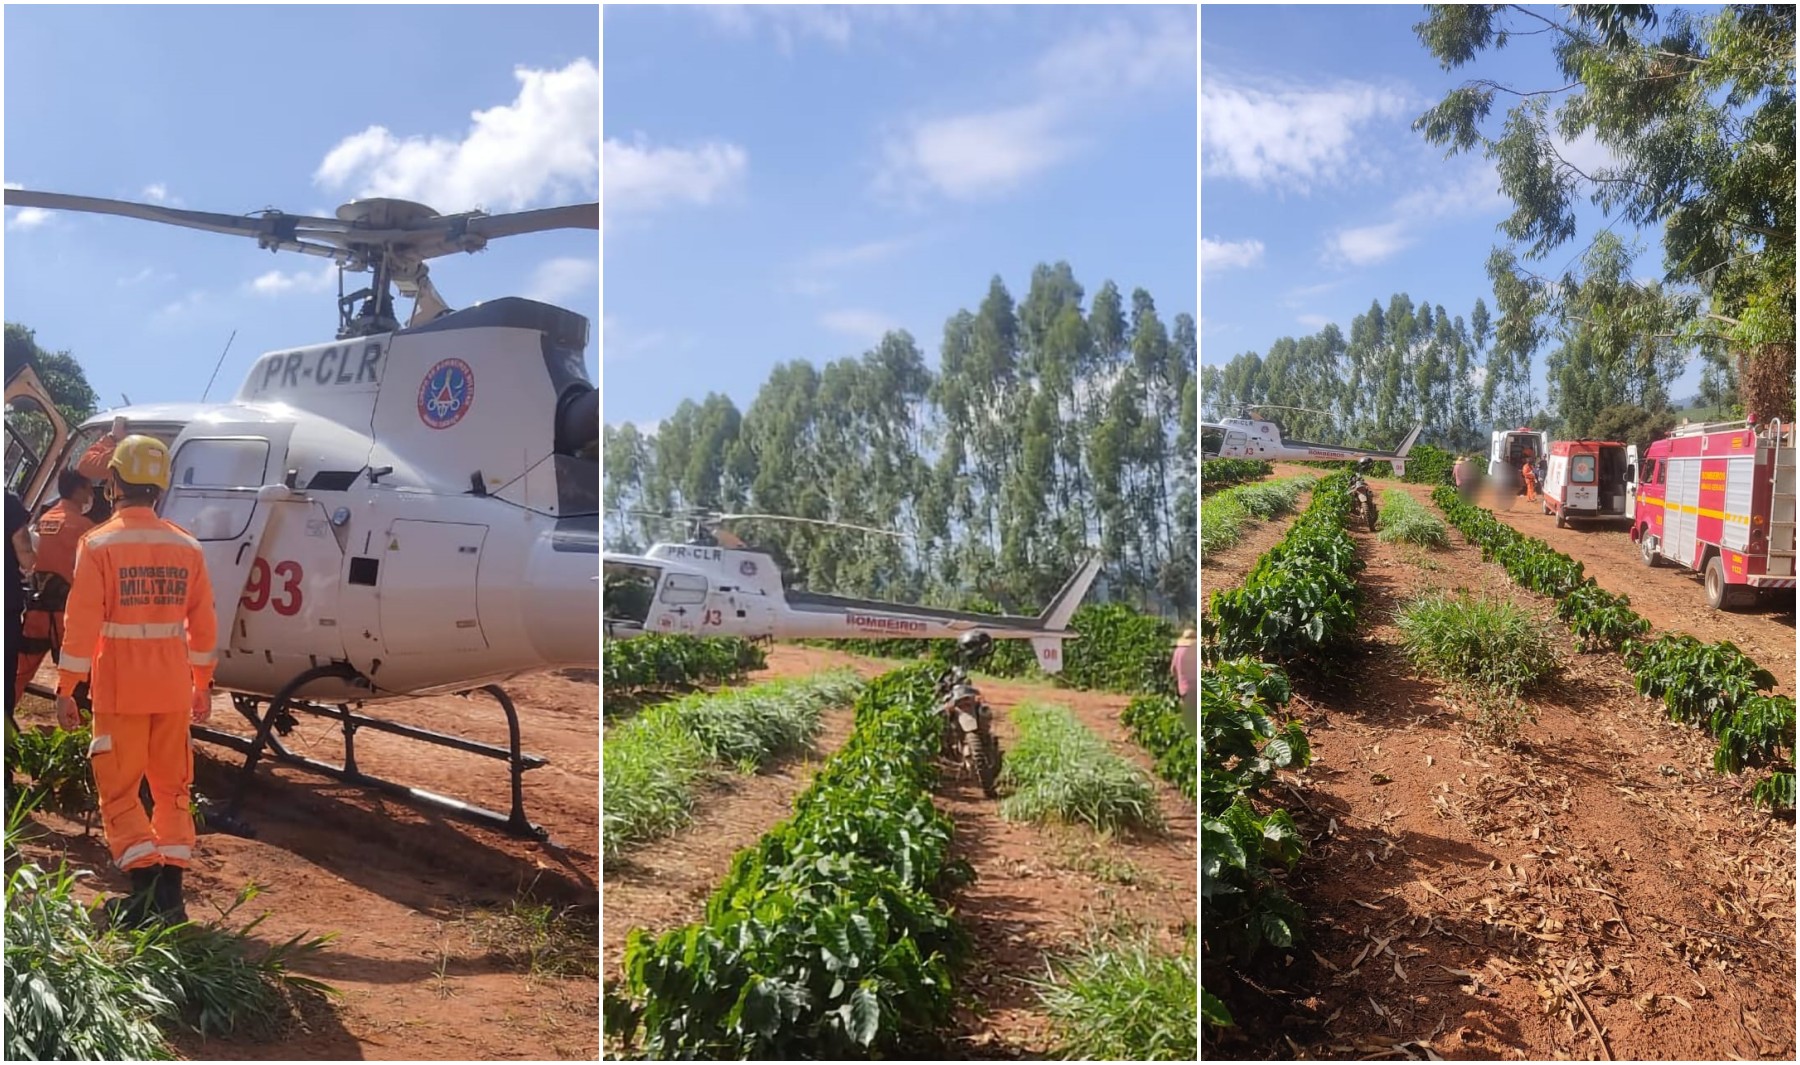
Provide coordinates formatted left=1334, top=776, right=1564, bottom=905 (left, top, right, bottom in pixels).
left=200, top=329, right=236, bottom=402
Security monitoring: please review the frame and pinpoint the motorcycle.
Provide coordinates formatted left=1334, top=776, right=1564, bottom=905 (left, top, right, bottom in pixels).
left=1347, top=462, right=1379, bottom=532
left=935, top=671, right=1002, bottom=799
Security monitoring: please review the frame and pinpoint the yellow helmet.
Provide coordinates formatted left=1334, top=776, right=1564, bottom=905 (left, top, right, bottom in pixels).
left=108, top=434, right=172, bottom=491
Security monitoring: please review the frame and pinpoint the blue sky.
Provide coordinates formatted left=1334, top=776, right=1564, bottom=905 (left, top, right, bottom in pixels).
left=603, top=4, right=1197, bottom=430
left=4, top=4, right=598, bottom=414
left=1200, top=3, right=1710, bottom=413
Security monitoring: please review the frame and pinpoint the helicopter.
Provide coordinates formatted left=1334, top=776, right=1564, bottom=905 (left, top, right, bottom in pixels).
left=1201, top=404, right=1424, bottom=476
left=2, top=186, right=599, bottom=840
left=603, top=509, right=1101, bottom=674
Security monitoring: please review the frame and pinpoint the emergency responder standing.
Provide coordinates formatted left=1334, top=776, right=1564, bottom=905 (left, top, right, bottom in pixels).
left=16, top=469, right=97, bottom=704
left=55, top=435, right=217, bottom=927
left=1521, top=458, right=1540, bottom=503
left=1172, top=628, right=1197, bottom=734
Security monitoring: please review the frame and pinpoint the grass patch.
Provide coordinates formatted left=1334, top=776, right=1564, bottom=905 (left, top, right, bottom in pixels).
left=4, top=803, right=336, bottom=1059
left=466, top=893, right=599, bottom=980
left=1200, top=475, right=1316, bottom=555
left=601, top=670, right=863, bottom=860
left=11, top=724, right=100, bottom=816
left=998, top=703, right=1163, bottom=834
left=1377, top=489, right=1450, bottom=548
left=1035, top=924, right=1197, bottom=1061
left=1396, top=590, right=1557, bottom=741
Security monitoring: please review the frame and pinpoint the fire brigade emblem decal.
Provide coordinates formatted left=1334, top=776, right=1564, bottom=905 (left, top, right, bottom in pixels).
left=418, top=358, right=475, bottom=429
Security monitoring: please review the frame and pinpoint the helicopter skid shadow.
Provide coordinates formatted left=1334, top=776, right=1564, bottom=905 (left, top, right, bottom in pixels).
left=192, top=749, right=597, bottom=919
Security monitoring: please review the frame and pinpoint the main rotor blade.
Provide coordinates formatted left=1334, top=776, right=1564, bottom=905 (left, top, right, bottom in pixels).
left=3, top=189, right=350, bottom=254
left=720, top=513, right=914, bottom=541
left=466, top=202, right=598, bottom=240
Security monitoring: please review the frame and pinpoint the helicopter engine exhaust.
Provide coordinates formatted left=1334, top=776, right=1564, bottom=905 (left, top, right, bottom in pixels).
left=556, top=386, right=598, bottom=455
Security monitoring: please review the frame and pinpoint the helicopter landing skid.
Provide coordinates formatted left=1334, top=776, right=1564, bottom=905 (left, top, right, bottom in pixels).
left=190, top=664, right=550, bottom=841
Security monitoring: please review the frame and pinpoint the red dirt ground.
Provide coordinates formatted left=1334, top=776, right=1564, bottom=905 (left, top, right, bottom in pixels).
left=1203, top=486, right=1797, bottom=1061
left=601, top=644, right=1197, bottom=1059
left=14, top=662, right=600, bottom=1061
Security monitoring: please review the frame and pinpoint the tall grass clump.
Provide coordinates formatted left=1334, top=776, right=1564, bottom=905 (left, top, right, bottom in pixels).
left=1199, top=493, right=1249, bottom=555
left=602, top=671, right=863, bottom=859
left=4, top=802, right=335, bottom=1059
left=998, top=703, right=1163, bottom=834
left=1036, top=925, right=1197, bottom=1061
left=1200, top=475, right=1315, bottom=555
left=1377, top=489, right=1449, bottom=548
left=1397, top=590, right=1556, bottom=741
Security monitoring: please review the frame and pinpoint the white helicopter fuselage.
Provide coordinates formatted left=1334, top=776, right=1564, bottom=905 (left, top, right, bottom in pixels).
left=32, top=299, right=599, bottom=704
left=1202, top=414, right=1422, bottom=476
left=604, top=544, right=1100, bottom=674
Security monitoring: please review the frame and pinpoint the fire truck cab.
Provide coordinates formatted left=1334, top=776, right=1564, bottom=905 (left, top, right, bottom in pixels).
left=1629, top=418, right=1797, bottom=610
left=1542, top=440, right=1629, bottom=529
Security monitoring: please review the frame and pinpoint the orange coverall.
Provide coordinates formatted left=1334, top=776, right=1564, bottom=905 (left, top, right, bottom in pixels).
left=58, top=508, right=218, bottom=871
left=1521, top=462, right=1539, bottom=502
left=15, top=498, right=94, bottom=701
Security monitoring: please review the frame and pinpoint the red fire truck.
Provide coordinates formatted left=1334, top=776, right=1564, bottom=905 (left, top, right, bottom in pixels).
left=1628, top=418, right=1797, bottom=609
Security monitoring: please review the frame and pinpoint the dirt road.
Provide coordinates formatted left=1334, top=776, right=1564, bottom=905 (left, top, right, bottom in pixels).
left=15, top=663, right=599, bottom=1061
left=1206, top=505, right=1796, bottom=1061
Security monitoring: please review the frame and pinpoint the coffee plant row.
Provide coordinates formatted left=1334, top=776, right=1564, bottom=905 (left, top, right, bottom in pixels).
left=1432, top=487, right=1793, bottom=809
left=603, top=635, right=768, bottom=695
left=1200, top=472, right=1363, bottom=1030
left=1120, top=694, right=1196, bottom=799
left=1199, top=458, right=1273, bottom=493
left=1205, top=472, right=1364, bottom=664
left=609, top=663, right=970, bottom=1058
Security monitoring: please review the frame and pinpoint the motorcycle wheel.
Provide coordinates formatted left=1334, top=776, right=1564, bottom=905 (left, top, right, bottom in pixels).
left=963, top=729, right=1001, bottom=799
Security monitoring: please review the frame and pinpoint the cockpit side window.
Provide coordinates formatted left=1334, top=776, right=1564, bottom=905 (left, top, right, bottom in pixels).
left=1200, top=426, right=1224, bottom=459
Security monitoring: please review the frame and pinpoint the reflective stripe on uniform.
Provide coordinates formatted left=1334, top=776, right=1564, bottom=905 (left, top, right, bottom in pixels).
left=85, top=527, right=201, bottom=552
left=189, top=650, right=217, bottom=666
left=88, top=733, right=113, bottom=755
left=157, top=845, right=192, bottom=861
left=101, top=621, right=186, bottom=640
left=116, top=840, right=158, bottom=870
left=60, top=655, right=92, bottom=673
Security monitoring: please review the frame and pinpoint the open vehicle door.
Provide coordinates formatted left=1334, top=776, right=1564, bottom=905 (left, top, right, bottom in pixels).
left=4, top=362, right=70, bottom=508
left=1624, top=445, right=1638, bottom=521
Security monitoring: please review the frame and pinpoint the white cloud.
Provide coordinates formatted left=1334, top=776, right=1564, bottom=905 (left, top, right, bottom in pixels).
left=1324, top=160, right=1506, bottom=269
left=704, top=4, right=853, bottom=52
left=806, top=236, right=920, bottom=270
left=155, top=290, right=210, bottom=321
left=1202, top=79, right=1412, bottom=192
left=604, top=135, right=748, bottom=217
left=6, top=207, right=50, bottom=231
left=247, top=262, right=336, bottom=296
left=1033, top=13, right=1195, bottom=98
left=1297, top=313, right=1333, bottom=329
left=1329, top=221, right=1413, bottom=267
left=524, top=256, right=597, bottom=305
left=875, top=12, right=1192, bottom=204
left=820, top=308, right=898, bottom=342
left=141, top=183, right=176, bottom=205
left=878, top=103, right=1075, bottom=203
left=1201, top=236, right=1265, bottom=275
left=315, top=59, right=598, bottom=213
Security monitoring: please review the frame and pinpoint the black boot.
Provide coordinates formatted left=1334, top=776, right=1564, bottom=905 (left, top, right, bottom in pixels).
left=153, top=865, right=189, bottom=926
left=104, top=865, right=162, bottom=930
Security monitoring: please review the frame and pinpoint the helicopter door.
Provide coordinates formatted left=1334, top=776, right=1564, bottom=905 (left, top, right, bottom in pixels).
left=1223, top=429, right=1250, bottom=458
left=161, top=427, right=293, bottom=641
left=654, top=571, right=709, bottom=634
left=379, top=520, right=490, bottom=654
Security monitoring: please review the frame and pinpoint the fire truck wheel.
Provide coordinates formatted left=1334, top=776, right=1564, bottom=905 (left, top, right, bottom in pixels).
left=1639, top=533, right=1661, bottom=568
left=1703, top=556, right=1751, bottom=611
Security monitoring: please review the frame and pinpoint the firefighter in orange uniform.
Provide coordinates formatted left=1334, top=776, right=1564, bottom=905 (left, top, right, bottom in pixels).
left=55, top=435, right=218, bottom=927
left=1521, top=457, right=1539, bottom=503
left=15, top=469, right=98, bottom=703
